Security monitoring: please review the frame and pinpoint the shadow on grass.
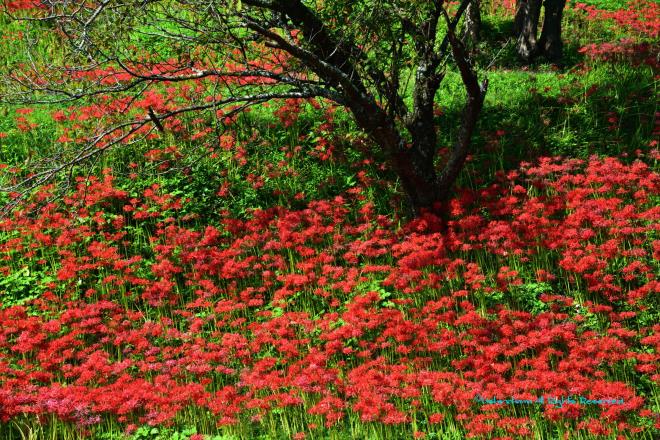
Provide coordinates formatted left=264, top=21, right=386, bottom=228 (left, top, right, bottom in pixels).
left=436, top=57, right=656, bottom=185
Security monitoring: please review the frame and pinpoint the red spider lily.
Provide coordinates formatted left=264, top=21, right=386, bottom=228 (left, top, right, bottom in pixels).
left=0, top=153, right=657, bottom=437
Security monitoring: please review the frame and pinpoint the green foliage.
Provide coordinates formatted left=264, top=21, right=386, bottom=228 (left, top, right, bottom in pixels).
left=577, top=0, right=631, bottom=10
left=509, top=282, right=551, bottom=315
left=356, top=278, right=398, bottom=309
left=0, top=266, right=54, bottom=308
left=127, top=425, right=198, bottom=440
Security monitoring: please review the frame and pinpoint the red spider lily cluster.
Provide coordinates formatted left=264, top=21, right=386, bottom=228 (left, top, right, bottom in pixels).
left=1, top=153, right=658, bottom=438
left=3, top=0, right=42, bottom=11
left=0, top=1, right=658, bottom=438
left=579, top=39, right=658, bottom=68
left=574, top=1, right=659, bottom=37
left=574, top=0, right=659, bottom=67
left=5, top=52, right=310, bottom=151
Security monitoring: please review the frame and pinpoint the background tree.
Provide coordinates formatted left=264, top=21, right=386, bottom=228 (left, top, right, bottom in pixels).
left=463, top=0, right=481, bottom=49
left=1, top=0, right=487, bottom=217
left=514, top=0, right=567, bottom=61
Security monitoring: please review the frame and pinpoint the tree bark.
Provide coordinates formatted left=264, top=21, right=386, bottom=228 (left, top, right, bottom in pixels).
left=393, top=150, right=442, bottom=215
left=463, top=0, right=481, bottom=49
left=344, top=96, right=441, bottom=215
left=514, top=0, right=542, bottom=61
left=538, top=0, right=566, bottom=61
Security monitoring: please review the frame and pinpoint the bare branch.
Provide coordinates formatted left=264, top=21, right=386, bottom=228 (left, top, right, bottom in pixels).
left=1, top=89, right=332, bottom=214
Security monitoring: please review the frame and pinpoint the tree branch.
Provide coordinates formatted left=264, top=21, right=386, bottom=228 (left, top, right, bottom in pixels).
left=436, top=8, right=488, bottom=197
left=1, top=89, right=334, bottom=213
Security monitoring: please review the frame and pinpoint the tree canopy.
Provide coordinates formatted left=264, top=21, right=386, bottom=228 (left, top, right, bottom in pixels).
left=2, top=0, right=486, bottom=217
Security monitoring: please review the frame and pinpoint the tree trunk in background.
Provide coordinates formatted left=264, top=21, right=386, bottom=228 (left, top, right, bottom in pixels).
left=514, top=0, right=542, bottom=61
left=463, top=0, right=481, bottom=49
left=539, top=0, right=567, bottom=61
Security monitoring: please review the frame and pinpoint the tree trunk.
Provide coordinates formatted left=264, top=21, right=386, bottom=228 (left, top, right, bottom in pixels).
left=279, top=0, right=485, bottom=218
left=538, top=0, right=566, bottom=61
left=391, top=82, right=486, bottom=218
left=339, top=95, right=439, bottom=215
left=392, top=149, right=442, bottom=215
left=514, top=0, right=542, bottom=61
left=387, top=79, right=486, bottom=217
left=463, top=0, right=481, bottom=49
